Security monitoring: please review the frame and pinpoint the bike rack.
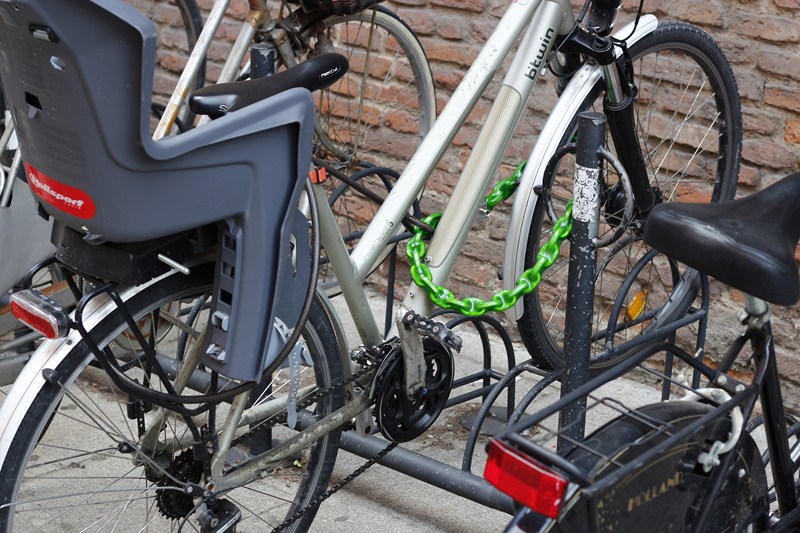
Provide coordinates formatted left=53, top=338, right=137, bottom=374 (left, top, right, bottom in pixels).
left=331, top=111, right=713, bottom=515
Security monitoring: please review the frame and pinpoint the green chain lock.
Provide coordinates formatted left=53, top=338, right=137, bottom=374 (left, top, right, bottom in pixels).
left=406, top=162, right=573, bottom=317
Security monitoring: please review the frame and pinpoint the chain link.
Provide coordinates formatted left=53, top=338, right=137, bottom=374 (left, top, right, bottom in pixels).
left=270, top=441, right=399, bottom=532
left=258, top=346, right=388, bottom=431
left=407, top=162, right=573, bottom=317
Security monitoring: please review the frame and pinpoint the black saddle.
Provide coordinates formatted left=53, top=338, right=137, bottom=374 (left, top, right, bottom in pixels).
left=190, top=53, right=348, bottom=119
left=643, top=173, right=800, bottom=306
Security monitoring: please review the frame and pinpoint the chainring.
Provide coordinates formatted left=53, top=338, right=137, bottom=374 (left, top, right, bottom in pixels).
left=376, top=336, right=454, bottom=443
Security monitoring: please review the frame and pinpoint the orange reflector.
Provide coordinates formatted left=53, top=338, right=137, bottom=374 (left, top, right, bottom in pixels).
left=10, top=289, right=70, bottom=339
left=309, top=166, right=328, bottom=184
left=484, top=439, right=568, bottom=519
left=625, top=289, right=650, bottom=324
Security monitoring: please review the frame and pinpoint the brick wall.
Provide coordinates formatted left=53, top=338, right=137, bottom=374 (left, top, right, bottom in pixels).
left=160, top=0, right=800, bottom=407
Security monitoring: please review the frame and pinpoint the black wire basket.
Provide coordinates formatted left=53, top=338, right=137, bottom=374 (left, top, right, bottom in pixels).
left=291, top=0, right=384, bottom=17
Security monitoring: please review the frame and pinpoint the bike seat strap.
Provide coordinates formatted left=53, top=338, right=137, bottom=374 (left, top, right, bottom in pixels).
left=190, top=53, right=348, bottom=119
left=644, top=173, right=800, bottom=306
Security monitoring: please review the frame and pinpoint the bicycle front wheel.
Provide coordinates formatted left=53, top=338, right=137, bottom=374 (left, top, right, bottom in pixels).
left=518, top=21, right=741, bottom=371
left=0, top=263, right=344, bottom=532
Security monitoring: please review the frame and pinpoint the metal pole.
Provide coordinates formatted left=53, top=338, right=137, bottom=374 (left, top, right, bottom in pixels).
left=338, top=430, right=515, bottom=514
left=557, top=111, right=605, bottom=449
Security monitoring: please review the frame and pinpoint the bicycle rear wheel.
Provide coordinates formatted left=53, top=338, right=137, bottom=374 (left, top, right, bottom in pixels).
left=0, top=264, right=344, bottom=532
left=554, top=402, right=767, bottom=532
left=518, top=22, right=741, bottom=371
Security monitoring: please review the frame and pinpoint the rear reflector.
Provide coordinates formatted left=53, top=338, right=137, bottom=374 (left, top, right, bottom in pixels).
left=484, top=439, right=568, bottom=519
left=10, top=289, right=70, bottom=339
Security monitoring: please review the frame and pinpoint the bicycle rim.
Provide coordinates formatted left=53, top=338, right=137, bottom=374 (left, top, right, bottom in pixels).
left=519, top=21, right=741, bottom=372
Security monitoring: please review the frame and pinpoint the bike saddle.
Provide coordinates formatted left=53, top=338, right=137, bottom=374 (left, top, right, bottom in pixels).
left=644, top=173, right=800, bottom=306
left=190, top=53, right=348, bottom=119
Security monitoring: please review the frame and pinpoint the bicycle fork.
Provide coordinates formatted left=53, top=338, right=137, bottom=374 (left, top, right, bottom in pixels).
left=566, top=24, right=659, bottom=217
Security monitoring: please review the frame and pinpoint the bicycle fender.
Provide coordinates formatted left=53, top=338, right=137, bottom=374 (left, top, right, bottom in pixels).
left=0, top=269, right=180, bottom=470
left=502, top=14, right=658, bottom=321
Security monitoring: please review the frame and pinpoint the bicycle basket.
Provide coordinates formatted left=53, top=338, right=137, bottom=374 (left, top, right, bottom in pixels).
left=289, top=0, right=384, bottom=17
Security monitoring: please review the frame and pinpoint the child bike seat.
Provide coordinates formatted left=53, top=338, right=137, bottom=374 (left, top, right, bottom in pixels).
left=190, top=53, right=348, bottom=119
left=644, top=173, right=800, bottom=306
left=0, top=0, right=317, bottom=381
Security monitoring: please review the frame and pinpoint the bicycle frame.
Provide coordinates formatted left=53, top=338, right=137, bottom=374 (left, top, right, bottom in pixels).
left=154, top=0, right=659, bottom=332
left=490, top=288, right=800, bottom=530
left=745, top=295, right=799, bottom=520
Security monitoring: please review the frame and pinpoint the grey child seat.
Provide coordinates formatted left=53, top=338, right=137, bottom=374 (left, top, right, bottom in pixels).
left=0, top=0, right=316, bottom=381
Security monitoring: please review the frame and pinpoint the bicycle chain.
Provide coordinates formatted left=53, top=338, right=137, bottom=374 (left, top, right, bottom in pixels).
left=265, top=313, right=455, bottom=532
left=270, top=441, right=399, bottom=532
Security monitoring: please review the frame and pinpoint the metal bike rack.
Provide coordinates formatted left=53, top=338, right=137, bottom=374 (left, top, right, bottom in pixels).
left=333, top=111, right=714, bottom=515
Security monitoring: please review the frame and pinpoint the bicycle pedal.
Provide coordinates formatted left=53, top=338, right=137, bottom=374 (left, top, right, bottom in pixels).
left=9, top=289, right=70, bottom=339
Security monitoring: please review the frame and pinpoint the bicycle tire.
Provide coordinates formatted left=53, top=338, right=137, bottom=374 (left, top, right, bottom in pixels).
left=746, top=414, right=800, bottom=519
left=549, top=402, right=767, bottom=532
left=0, top=263, right=344, bottom=532
left=518, top=21, right=741, bottom=371
left=301, top=6, right=436, bottom=293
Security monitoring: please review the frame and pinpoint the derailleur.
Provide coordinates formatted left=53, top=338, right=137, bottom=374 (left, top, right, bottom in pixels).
left=198, top=499, right=241, bottom=533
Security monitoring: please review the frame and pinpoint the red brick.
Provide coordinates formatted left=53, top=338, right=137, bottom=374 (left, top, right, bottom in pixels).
left=742, top=108, right=779, bottom=135
left=396, top=8, right=436, bottom=35
left=437, top=16, right=465, bottom=40
left=757, top=48, right=800, bottom=82
left=742, top=138, right=797, bottom=169
left=765, top=85, right=800, bottom=113
left=737, top=164, right=761, bottom=188
left=786, top=119, right=800, bottom=145
left=423, top=37, right=481, bottom=66
left=731, top=10, right=800, bottom=43
left=430, top=0, right=485, bottom=12
left=669, top=0, right=724, bottom=27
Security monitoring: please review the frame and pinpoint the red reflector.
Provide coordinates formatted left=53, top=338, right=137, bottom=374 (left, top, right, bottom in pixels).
left=484, top=439, right=568, bottom=519
left=10, top=290, right=69, bottom=339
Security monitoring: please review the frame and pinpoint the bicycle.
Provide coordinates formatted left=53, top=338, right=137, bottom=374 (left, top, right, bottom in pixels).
left=485, top=171, right=800, bottom=531
left=0, top=0, right=742, bottom=530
